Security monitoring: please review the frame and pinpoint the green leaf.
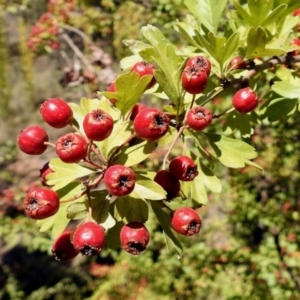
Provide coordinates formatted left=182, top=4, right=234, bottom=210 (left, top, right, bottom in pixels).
left=115, top=197, right=148, bottom=223
left=151, top=202, right=183, bottom=256
left=184, top=0, right=227, bottom=34
left=48, top=158, right=94, bottom=190
left=131, top=176, right=167, bottom=200
left=67, top=202, right=87, bottom=220
left=112, top=140, right=157, bottom=167
left=205, top=133, right=258, bottom=168
left=92, top=196, right=116, bottom=230
left=271, top=81, right=300, bottom=99
left=105, top=221, right=123, bottom=249
left=198, top=162, right=222, bottom=194
left=122, top=39, right=153, bottom=56
left=190, top=175, right=208, bottom=205
left=158, top=126, right=178, bottom=148
left=141, top=25, right=185, bottom=108
left=262, top=4, right=288, bottom=27
left=248, top=0, right=274, bottom=27
left=102, top=72, right=152, bottom=116
left=264, top=98, right=298, bottom=122
left=51, top=203, right=72, bottom=238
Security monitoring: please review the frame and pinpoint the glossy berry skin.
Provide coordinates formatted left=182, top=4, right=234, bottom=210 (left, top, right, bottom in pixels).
left=51, top=230, right=79, bottom=261
left=130, top=103, right=148, bottom=121
left=107, top=81, right=117, bottom=105
left=39, top=162, right=53, bottom=186
left=120, top=222, right=150, bottom=255
left=55, top=133, right=88, bottom=163
left=72, top=222, right=105, bottom=256
left=186, top=55, right=211, bottom=76
left=154, top=170, right=180, bottom=201
left=181, top=66, right=208, bottom=94
left=104, top=165, right=135, bottom=196
left=288, top=38, right=300, bottom=56
left=169, top=156, right=198, bottom=181
left=171, top=207, right=202, bottom=236
left=133, top=108, right=170, bottom=141
left=130, top=61, right=156, bottom=89
left=187, top=106, right=212, bottom=131
left=83, top=109, right=114, bottom=141
left=40, top=98, right=73, bottom=128
left=232, top=87, right=259, bottom=114
left=23, top=188, right=59, bottom=220
left=17, top=125, right=49, bottom=155
left=229, top=56, right=247, bottom=69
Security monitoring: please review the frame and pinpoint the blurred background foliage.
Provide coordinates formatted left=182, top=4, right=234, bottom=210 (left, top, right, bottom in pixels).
left=0, top=0, right=300, bottom=299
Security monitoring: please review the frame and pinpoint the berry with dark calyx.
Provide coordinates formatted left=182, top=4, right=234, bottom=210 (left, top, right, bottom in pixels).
left=130, top=103, right=148, bottom=121
left=169, top=155, right=198, bottom=181
left=107, top=81, right=117, bottom=105
left=40, top=98, right=73, bottom=128
left=288, top=38, right=300, bottom=56
left=120, top=222, right=150, bottom=255
left=187, top=106, right=212, bottom=131
left=39, top=162, right=53, bottom=186
left=23, top=188, right=59, bottom=219
left=51, top=230, right=79, bottom=262
left=17, top=125, right=49, bottom=155
left=104, top=165, right=135, bottom=196
left=232, top=87, right=259, bottom=114
left=133, top=108, right=170, bottom=141
left=130, top=61, right=156, bottom=89
left=229, top=56, right=247, bottom=69
left=186, top=55, right=211, bottom=76
left=181, top=65, right=208, bottom=94
left=171, top=207, right=202, bottom=236
left=154, top=170, right=180, bottom=201
left=72, top=222, right=106, bottom=256
left=83, top=109, right=114, bottom=141
left=55, top=133, right=88, bottom=163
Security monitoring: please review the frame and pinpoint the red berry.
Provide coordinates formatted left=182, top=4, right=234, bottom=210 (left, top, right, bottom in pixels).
left=293, top=8, right=300, bottom=16
left=83, top=109, right=114, bottom=141
left=104, top=165, right=135, bottom=196
left=171, top=207, right=202, bottom=236
left=154, top=170, right=180, bottom=201
left=23, top=188, right=59, bottom=219
left=72, top=222, right=106, bottom=256
left=186, top=55, right=211, bottom=76
left=288, top=38, right=300, bottom=56
left=55, top=133, right=88, bottom=163
left=39, top=162, right=53, bottom=186
left=232, top=87, right=259, bottom=114
left=120, top=222, right=150, bottom=255
left=181, top=66, right=208, bottom=94
left=107, top=81, right=117, bottom=105
left=40, top=98, right=73, bottom=128
left=130, top=103, right=148, bottom=121
left=17, top=125, right=49, bottom=155
left=51, top=230, right=79, bottom=261
left=229, top=56, right=247, bottom=69
left=133, top=108, right=170, bottom=141
left=186, top=106, right=212, bottom=131
left=130, top=61, right=156, bottom=89
left=169, top=156, right=198, bottom=181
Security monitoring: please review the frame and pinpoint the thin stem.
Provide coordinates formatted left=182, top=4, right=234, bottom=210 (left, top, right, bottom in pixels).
left=87, top=189, right=93, bottom=221
left=161, top=201, right=174, bottom=213
left=60, top=190, right=87, bottom=203
left=44, top=141, right=56, bottom=148
left=58, top=24, right=93, bottom=44
left=213, top=107, right=235, bottom=119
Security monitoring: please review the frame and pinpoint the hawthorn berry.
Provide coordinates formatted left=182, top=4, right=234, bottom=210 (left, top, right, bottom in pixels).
left=186, top=106, right=213, bottom=131
left=40, top=98, right=73, bottom=128
left=104, top=165, right=135, bottom=196
left=51, top=230, right=79, bottom=261
left=154, top=170, right=180, bottom=201
left=39, top=161, right=53, bottom=186
left=120, top=222, right=150, bottom=255
left=181, top=65, right=208, bottom=94
left=186, top=55, right=211, bottom=76
left=229, top=56, right=247, bottom=69
left=83, top=109, right=114, bottom=141
left=17, top=125, right=49, bottom=155
left=169, top=156, right=198, bottom=181
left=72, top=222, right=106, bottom=256
left=130, top=103, right=148, bottom=121
left=107, top=81, right=117, bottom=105
left=133, top=108, right=170, bottom=141
left=130, top=61, right=156, bottom=89
left=23, top=188, right=59, bottom=220
left=288, top=38, right=300, bottom=56
left=232, top=87, right=259, bottom=114
left=55, top=133, right=88, bottom=163
left=171, top=207, right=202, bottom=236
